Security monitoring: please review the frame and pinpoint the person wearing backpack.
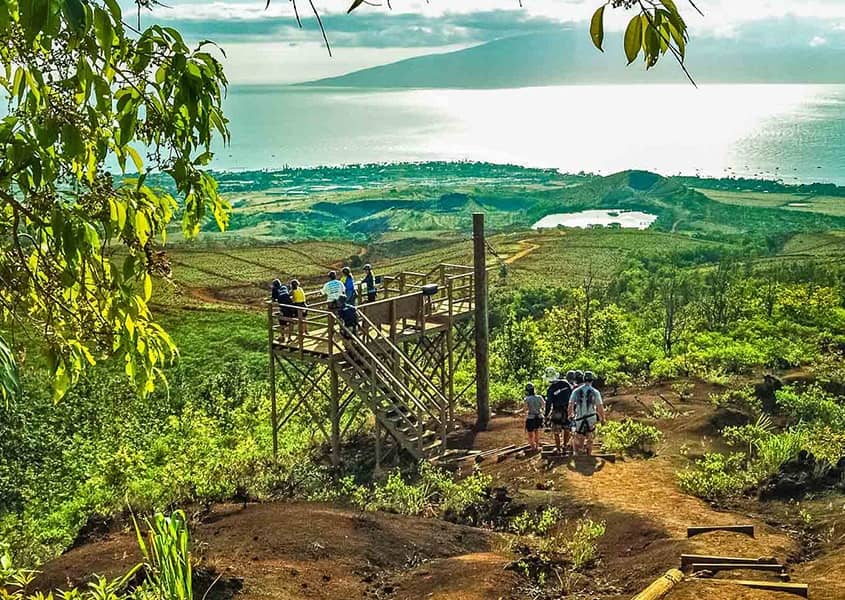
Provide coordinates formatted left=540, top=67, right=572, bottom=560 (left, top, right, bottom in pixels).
left=545, top=369, right=573, bottom=455
left=568, top=371, right=606, bottom=455
left=337, top=294, right=359, bottom=339
left=524, top=383, right=545, bottom=452
left=362, top=264, right=377, bottom=303
left=271, top=279, right=296, bottom=343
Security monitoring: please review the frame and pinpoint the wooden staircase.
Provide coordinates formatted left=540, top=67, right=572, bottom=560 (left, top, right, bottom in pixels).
left=335, top=312, right=450, bottom=461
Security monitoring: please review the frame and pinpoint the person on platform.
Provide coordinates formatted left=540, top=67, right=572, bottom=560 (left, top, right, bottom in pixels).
left=322, top=271, right=345, bottom=308
left=362, top=264, right=377, bottom=303
left=337, top=294, right=359, bottom=340
left=341, top=266, right=357, bottom=305
left=289, top=278, right=308, bottom=334
left=524, top=383, right=545, bottom=452
left=271, top=279, right=295, bottom=343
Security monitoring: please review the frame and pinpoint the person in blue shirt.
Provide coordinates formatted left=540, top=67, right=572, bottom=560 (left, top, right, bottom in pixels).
left=341, top=266, right=357, bottom=305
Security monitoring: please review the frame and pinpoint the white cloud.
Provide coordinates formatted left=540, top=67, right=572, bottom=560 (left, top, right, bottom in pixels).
left=810, top=35, right=828, bottom=46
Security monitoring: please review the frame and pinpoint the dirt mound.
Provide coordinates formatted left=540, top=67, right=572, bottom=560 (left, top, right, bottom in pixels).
left=34, top=502, right=502, bottom=600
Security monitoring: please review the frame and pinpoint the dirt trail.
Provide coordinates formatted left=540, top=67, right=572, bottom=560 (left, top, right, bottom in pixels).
left=504, top=238, right=541, bottom=265
left=34, top=384, right=845, bottom=600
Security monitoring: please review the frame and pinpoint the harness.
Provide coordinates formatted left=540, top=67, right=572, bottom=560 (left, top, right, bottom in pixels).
left=572, top=387, right=598, bottom=434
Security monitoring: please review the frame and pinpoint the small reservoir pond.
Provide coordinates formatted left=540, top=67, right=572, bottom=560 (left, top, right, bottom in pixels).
left=533, top=209, right=658, bottom=230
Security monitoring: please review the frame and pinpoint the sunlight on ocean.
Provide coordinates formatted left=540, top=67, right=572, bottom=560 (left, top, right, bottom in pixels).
left=214, top=84, right=845, bottom=185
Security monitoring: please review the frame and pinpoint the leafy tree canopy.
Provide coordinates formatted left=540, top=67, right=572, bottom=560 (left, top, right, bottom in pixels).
left=1, top=0, right=229, bottom=399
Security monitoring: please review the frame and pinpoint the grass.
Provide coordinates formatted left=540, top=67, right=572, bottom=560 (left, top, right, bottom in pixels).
left=698, top=188, right=845, bottom=218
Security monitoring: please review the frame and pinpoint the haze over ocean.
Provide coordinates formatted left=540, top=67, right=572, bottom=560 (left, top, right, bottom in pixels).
left=210, top=83, right=845, bottom=185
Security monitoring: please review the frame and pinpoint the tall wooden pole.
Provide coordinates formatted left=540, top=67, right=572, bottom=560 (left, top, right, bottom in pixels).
left=473, top=213, right=490, bottom=430
left=267, top=303, right=278, bottom=459
left=330, top=361, right=341, bottom=467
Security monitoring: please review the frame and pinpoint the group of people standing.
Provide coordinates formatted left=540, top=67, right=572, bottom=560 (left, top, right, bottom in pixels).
left=271, top=264, right=379, bottom=343
left=524, top=369, right=606, bottom=456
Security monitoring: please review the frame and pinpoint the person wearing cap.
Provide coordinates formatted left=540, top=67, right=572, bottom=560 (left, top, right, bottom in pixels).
left=524, top=382, right=545, bottom=452
left=568, top=371, right=606, bottom=455
left=322, top=271, right=345, bottom=308
left=362, top=264, right=377, bottom=303
left=545, top=368, right=573, bottom=455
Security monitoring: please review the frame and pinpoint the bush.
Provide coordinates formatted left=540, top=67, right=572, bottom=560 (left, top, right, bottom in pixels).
left=510, top=506, right=563, bottom=536
left=776, top=385, right=845, bottom=428
left=599, top=419, right=662, bottom=456
left=351, top=462, right=491, bottom=519
left=564, top=518, right=606, bottom=570
left=709, top=385, right=761, bottom=415
left=677, top=452, right=756, bottom=500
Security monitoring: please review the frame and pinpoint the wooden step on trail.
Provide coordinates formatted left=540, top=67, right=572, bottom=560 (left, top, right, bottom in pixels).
left=687, top=524, right=755, bottom=538
left=681, top=554, right=779, bottom=569
left=699, top=578, right=808, bottom=598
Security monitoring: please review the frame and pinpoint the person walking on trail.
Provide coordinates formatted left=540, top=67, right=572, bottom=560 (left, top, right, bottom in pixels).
left=290, top=278, right=308, bottom=334
left=322, top=271, right=345, bottom=308
left=568, top=371, right=606, bottom=456
left=524, top=383, right=545, bottom=452
left=341, top=266, right=357, bottom=305
left=362, top=264, right=377, bottom=303
left=545, top=368, right=573, bottom=455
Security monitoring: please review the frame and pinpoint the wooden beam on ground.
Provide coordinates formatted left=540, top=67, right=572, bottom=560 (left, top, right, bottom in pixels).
left=496, top=444, right=531, bottom=462
left=687, top=525, right=755, bottom=538
left=702, top=579, right=808, bottom=598
left=690, top=563, right=786, bottom=574
left=681, top=554, right=778, bottom=568
left=630, top=568, right=684, bottom=600
left=475, top=445, right=516, bottom=462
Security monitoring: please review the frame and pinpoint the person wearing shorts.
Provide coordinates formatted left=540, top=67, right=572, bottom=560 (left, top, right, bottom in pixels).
left=568, top=371, right=606, bottom=455
left=545, top=369, right=573, bottom=455
left=524, top=383, right=545, bottom=452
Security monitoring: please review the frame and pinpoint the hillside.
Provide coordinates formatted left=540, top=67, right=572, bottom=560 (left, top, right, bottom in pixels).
left=304, top=32, right=845, bottom=88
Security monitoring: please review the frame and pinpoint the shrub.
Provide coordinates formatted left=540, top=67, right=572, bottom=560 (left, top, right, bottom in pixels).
left=671, top=382, right=694, bottom=401
left=599, top=419, right=662, bottom=456
left=510, top=506, right=563, bottom=536
left=564, top=518, right=606, bottom=570
left=709, top=385, right=761, bottom=415
left=677, top=452, right=756, bottom=500
left=352, top=462, right=491, bottom=518
left=776, top=385, right=845, bottom=429
left=135, top=511, right=193, bottom=600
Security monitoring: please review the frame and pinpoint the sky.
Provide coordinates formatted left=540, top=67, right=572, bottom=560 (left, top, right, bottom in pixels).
left=124, top=0, right=845, bottom=84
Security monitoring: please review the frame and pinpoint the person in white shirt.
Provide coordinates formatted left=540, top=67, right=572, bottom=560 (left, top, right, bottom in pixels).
left=568, top=371, right=606, bottom=456
left=321, top=271, right=345, bottom=308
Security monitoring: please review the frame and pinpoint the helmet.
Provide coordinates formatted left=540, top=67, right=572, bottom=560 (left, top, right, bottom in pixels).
left=544, top=367, right=559, bottom=383
left=565, top=370, right=576, bottom=382
left=525, top=382, right=535, bottom=395
left=574, top=370, right=585, bottom=384
left=584, top=370, right=596, bottom=382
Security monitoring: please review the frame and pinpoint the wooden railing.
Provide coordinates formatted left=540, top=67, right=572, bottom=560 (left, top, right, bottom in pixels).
left=269, top=263, right=475, bottom=354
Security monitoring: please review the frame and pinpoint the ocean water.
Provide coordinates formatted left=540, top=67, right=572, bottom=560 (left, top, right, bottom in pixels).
left=211, top=84, right=845, bottom=185
left=533, top=210, right=658, bottom=230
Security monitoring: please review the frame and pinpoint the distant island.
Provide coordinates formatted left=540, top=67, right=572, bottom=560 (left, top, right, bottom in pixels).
left=303, top=31, right=845, bottom=89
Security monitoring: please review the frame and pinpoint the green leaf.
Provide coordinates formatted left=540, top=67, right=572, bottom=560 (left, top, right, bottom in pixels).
left=93, top=7, right=115, bottom=57
left=61, top=123, right=84, bottom=157
left=0, top=336, right=19, bottom=404
left=135, top=211, right=150, bottom=246
left=126, top=146, right=144, bottom=173
left=624, top=14, right=643, bottom=65
left=590, top=5, right=605, bottom=52
left=20, top=0, right=50, bottom=44
left=144, top=273, right=152, bottom=301
left=643, top=15, right=661, bottom=68
left=62, top=0, right=87, bottom=35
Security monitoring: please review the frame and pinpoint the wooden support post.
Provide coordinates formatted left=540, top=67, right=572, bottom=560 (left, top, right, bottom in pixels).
left=374, top=409, right=383, bottom=476
left=446, top=320, right=455, bottom=425
left=268, top=303, right=278, bottom=459
left=687, top=525, right=755, bottom=538
left=473, top=213, right=490, bottom=431
left=330, top=362, right=341, bottom=467
left=631, top=568, right=683, bottom=600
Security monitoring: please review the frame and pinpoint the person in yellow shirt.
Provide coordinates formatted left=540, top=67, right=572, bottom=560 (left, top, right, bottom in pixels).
left=289, top=279, right=308, bottom=334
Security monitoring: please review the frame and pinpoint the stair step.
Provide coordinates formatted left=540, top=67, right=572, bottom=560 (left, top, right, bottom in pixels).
left=407, top=431, right=437, bottom=444
left=422, top=439, right=443, bottom=454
